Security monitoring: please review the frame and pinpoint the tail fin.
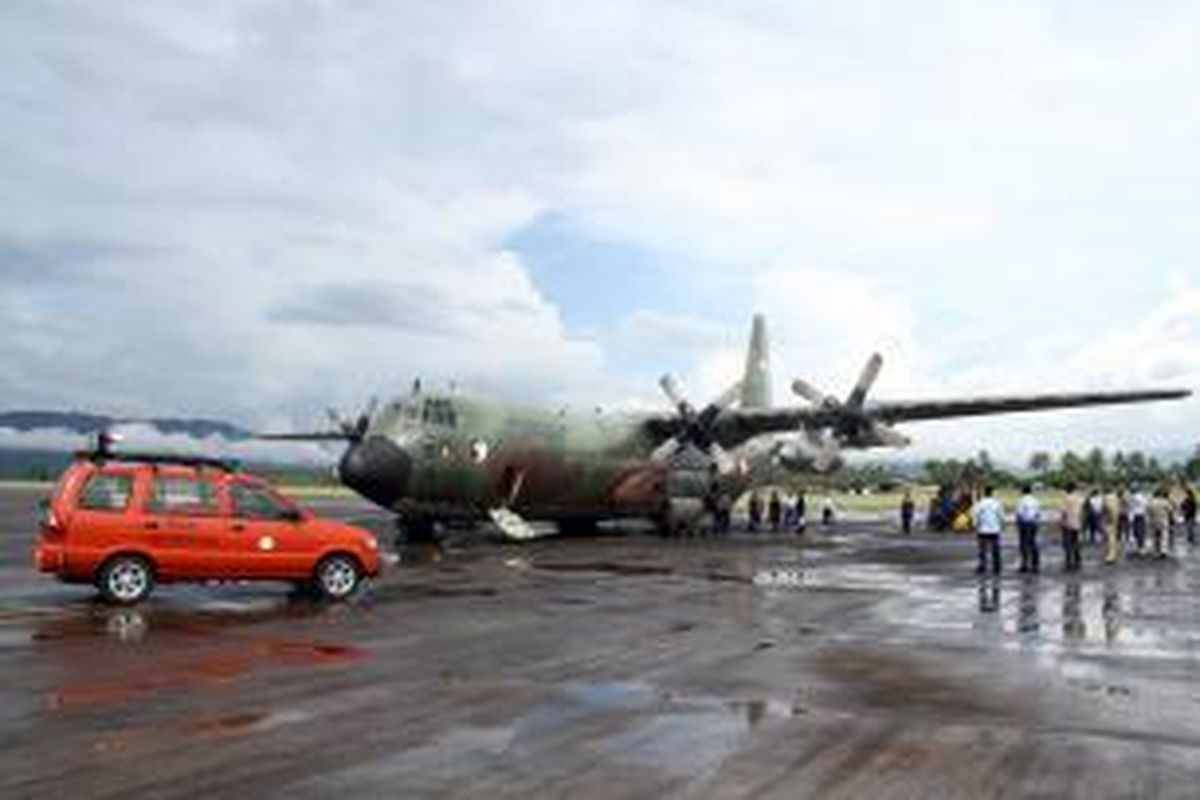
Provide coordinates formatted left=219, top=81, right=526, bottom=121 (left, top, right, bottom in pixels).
left=741, top=313, right=772, bottom=408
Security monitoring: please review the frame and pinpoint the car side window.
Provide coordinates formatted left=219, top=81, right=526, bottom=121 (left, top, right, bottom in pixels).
left=78, top=474, right=134, bottom=511
left=146, top=476, right=219, bottom=515
left=231, top=483, right=292, bottom=520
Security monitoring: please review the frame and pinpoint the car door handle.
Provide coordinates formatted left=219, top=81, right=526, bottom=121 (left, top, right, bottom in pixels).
left=145, top=521, right=160, bottom=530
left=231, top=524, right=245, bottom=532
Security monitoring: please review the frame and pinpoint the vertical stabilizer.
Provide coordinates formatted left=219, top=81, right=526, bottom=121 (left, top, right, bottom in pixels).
left=741, top=313, right=772, bottom=408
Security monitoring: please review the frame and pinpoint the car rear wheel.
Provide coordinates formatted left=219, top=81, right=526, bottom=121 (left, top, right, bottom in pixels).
left=98, top=555, right=155, bottom=605
left=314, top=554, right=361, bottom=601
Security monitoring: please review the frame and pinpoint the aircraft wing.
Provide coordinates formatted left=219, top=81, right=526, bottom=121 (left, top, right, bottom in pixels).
left=704, top=387, right=1190, bottom=447
left=255, top=431, right=353, bottom=442
left=868, top=388, right=1191, bottom=424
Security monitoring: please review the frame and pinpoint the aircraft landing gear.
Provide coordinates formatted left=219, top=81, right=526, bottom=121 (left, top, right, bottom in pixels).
left=394, top=515, right=438, bottom=547
left=656, top=498, right=711, bottom=538
left=557, top=517, right=599, bottom=537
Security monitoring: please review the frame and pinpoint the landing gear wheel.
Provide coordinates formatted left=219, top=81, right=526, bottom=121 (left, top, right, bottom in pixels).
left=314, top=554, right=362, bottom=601
left=394, top=515, right=437, bottom=547
left=657, top=498, right=707, bottom=538
left=98, top=555, right=155, bottom=605
left=558, top=517, right=599, bottom=537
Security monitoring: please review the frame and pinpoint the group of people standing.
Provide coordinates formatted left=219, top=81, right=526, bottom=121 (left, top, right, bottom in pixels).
left=971, top=483, right=1198, bottom=575
left=744, top=490, right=839, bottom=533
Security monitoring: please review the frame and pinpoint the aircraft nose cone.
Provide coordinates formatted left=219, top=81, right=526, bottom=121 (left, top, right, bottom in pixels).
left=338, top=436, right=412, bottom=509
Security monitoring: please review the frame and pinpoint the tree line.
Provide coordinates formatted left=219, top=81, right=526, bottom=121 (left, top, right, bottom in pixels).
left=922, top=448, right=1200, bottom=491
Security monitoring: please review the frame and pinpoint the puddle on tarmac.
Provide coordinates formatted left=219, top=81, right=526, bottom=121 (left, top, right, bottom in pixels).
left=25, top=592, right=344, bottom=645
left=871, top=568, right=1200, bottom=663
left=45, top=638, right=367, bottom=710
left=346, top=681, right=801, bottom=787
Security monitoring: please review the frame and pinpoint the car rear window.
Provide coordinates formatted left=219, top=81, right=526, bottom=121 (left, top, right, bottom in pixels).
left=78, top=474, right=134, bottom=511
left=146, top=476, right=219, bottom=515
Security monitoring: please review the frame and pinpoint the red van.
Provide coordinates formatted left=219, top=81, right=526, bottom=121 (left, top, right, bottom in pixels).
left=35, top=452, right=380, bottom=604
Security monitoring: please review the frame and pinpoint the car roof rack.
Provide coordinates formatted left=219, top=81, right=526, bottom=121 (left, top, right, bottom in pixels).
left=76, top=450, right=240, bottom=472
left=76, top=430, right=240, bottom=471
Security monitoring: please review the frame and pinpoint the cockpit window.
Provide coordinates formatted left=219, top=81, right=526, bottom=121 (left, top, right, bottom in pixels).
left=421, top=398, right=458, bottom=428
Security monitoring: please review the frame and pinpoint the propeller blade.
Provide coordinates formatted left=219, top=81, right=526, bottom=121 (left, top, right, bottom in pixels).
left=710, top=380, right=744, bottom=412
left=791, top=378, right=829, bottom=406
left=650, top=438, right=682, bottom=464
left=352, top=396, right=379, bottom=439
left=708, top=444, right=737, bottom=476
left=658, top=374, right=693, bottom=418
left=845, top=353, right=883, bottom=410
left=695, top=380, right=743, bottom=431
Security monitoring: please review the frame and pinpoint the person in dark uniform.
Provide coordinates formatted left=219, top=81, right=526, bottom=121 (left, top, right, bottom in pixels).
left=1182, top=487, right=1197, bottom=544
left=748, top=492, right=763, bottom=532
left=900, top=490, right=915, bottom=535
left=1015, top=484, right=1042, bottom=573
left=768, top=491, right=783, bottom=532
left=795, top=489, right=807, bottom=534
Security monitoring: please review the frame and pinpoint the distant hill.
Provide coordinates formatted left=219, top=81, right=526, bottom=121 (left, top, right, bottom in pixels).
left=0, top=410, right=251, bottom=440
left=0, top=448, right=74, bottom=481
left=0, top=411, right=337, bottom=483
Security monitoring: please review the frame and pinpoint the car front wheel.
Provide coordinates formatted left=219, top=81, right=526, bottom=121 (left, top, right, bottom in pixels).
left=314, top=554, right=361, bottom=601
left=98, top=555, right=155, bottom=605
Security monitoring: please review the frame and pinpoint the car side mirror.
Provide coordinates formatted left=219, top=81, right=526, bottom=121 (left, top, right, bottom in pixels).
left=280, top=508, right=303, bottom=523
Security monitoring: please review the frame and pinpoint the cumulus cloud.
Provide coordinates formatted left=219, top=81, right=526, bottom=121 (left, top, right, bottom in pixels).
left=1, top=1, right=1197, bottom=461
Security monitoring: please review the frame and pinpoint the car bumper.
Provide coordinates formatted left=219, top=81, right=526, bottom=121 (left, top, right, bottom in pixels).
left=35, top=541, right=66, bottom=573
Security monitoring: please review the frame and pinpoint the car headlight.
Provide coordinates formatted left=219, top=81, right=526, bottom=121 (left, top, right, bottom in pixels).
left=365, top=537, right=378, bottom=550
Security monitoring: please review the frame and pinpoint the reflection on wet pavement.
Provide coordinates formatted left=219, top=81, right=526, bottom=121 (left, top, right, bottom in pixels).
left=5, top=486, right=1200, bottom=798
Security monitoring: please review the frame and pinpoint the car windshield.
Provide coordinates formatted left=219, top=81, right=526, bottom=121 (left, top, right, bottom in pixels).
left=231, top=482, right=296, bottom=520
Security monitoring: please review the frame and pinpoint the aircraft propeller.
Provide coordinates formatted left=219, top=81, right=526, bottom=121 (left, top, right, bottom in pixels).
left=790, top=353, right=910, bottom=467
left=324, top=396, right=379, bottom=443
left=652, top=376, right=742, bottom=473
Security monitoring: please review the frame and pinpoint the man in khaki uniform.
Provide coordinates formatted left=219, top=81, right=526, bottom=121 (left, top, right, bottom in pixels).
left=1148, top=488, right=1175, bottom=559
left=1060, top=483, right=1084, bottom=572
left=1103, top=490, right=1122, bottom=565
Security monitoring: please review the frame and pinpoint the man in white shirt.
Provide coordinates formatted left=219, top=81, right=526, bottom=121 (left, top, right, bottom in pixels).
left=1015, top=484, right=1041, bottom=574
left=973, top=486, right=1005, bottom=575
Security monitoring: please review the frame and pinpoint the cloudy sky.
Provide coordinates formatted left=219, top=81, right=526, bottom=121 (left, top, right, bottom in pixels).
left=2, top=0, right=1197, bottom=460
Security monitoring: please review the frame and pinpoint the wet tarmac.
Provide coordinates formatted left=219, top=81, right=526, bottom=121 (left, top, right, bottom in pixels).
left=2, top=485, right=1200, bottom=798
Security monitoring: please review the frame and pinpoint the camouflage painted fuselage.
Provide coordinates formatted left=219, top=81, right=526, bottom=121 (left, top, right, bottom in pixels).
left=365, top=393, right=676, bottom=521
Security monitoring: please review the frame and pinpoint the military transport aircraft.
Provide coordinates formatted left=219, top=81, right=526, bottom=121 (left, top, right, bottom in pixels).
left=262, top=318, right=1190, bottom=540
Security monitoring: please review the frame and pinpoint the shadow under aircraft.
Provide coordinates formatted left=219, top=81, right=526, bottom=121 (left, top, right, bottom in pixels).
left=262, top=316, right=1190, bottom=541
